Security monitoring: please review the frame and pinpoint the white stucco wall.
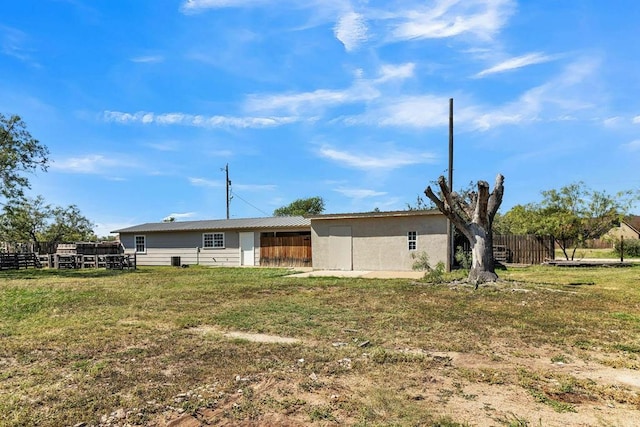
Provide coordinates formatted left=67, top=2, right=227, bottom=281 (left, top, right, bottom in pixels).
left=311, top=213, right=448, bottom=271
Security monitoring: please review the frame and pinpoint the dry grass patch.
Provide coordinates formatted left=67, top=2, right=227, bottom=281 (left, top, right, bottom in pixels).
left=1, top=265, right=639, bottom=426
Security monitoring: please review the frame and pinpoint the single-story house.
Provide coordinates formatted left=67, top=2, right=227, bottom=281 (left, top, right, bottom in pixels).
left=112, top=210, right=448, bottom=271
left=113, top=216, right=311, bottom=267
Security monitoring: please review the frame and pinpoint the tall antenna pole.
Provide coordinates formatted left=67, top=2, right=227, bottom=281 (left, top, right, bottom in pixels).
left=225, top=164, right=231, bottom=219
left=448, top=98, right=454, bottom=271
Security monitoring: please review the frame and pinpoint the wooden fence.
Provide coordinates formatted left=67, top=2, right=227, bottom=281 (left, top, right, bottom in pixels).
left=0, top=253, right=42, bottom=270
left=493, top=234, right=555, bottom=265
left=260, top=235, right=312, bottom=267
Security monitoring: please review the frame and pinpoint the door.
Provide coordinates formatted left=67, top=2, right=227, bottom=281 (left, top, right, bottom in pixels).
left=328, top=226, right=352, bottom=270
left=239, top=232, right=255, bottom=266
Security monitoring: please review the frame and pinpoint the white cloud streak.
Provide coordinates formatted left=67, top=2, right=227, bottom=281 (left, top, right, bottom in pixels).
left=189, top=177, right=223, bottom=187
left=334, top=11, right=368, bottom=52
left=622, top=140, right=640, bottom=151
left=130, top=55, right=164, bottom=63
left=389, top=0, right=515, bottom=42
left=474, top=52, right=556, bottom=78
left=52, top=154, right=133, bottom=174
left=334, top=187, right=387, bottom=198
left=318, top=145, right=437, bottom=170
left=103, top=111, right=298, bottom=128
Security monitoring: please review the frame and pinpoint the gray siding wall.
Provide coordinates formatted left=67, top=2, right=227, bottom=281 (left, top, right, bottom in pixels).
left=312, top=215, right=448, bottom=271
left=119, top=231, right=258, bottom=266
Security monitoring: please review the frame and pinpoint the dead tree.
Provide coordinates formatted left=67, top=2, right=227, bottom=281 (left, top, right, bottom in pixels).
left=425, top=174, right=505, bottom=283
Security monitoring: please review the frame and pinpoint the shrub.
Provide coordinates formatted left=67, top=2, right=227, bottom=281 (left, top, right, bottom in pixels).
left=455, top=246, right=472, bottom=270
left=411, top=251, right=431, bottom=271
left=614, top=239, right=640, bottom=257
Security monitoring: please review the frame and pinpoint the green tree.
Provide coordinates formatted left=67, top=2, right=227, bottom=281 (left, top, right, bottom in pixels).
left=0, top=196, right=95, bottom=252
left=0, top=114, right=49, bottom=199
left=500, top=182, right=635, bottom=260
left=273, top=196, right=325, bottom=216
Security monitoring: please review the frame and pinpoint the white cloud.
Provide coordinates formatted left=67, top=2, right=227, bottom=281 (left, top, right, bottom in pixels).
left=130, top=55, right=164, bottom=63
left=389, top=0, right=515, bottom=42
left=52, top=154, right=129, bottom=174
left=318, top=145, right=436, bottom=170
left=189, top=177, right=222, bottom=187
left=103, top=111, right=298, bottom=128
left=334, top=11, right=368, bottom=52
left=245, top=84, right=380, bottom=115
left=180, top=0, right=265, bottom=13
left=163, top=212, right=197, bottom=221
left=622, top=140, right=640, bottom=151
left=633, top=116, right=640, bottom=124
left=474, top=52, right=556, bottom=78
left=0, top=25, right=39, bottom=66
left=376, top=63, right=415, bottom=83
left=343, top=94, right=450, bottom=128
left=334, top=187, right=387, bottom=198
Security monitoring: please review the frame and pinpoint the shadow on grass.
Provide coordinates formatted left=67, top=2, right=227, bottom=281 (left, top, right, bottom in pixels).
left=0, top=268, right=144, bottom=279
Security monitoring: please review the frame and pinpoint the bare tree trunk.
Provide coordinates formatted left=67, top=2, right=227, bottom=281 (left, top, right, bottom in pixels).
left=425, top=174, right=504, bottom=284
left=468, top=224, right=497, bottom=282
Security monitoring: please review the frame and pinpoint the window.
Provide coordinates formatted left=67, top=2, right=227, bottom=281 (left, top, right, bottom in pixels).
left=203, top=232, right=225, bottom=248
left=134, top=235, right=146, bottom=253
left=408, top=231, right=417, bottom=250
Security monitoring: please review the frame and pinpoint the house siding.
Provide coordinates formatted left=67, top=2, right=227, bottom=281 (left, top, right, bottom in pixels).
left=119, top=230, right=256, bottom=266
left=311, top=214, right=448, bottom=271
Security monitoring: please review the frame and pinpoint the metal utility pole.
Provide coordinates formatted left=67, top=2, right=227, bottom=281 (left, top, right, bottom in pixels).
left=225, top=164, right=231, bottom=219
left=448, top=98, right=454, bottom=271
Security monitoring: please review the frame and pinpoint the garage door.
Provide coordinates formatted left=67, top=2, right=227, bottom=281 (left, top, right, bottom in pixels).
left=328, top=226, right=352, bottom=270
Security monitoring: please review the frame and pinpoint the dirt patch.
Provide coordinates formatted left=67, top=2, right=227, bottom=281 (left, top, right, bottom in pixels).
left=159, top=338, right=640, bottom=427
left=189, top=325, right=301, bottom=344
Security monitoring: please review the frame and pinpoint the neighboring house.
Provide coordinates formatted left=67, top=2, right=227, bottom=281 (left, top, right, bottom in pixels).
left=604, top=215, right=640, bottom=242
left=309, top=210, right=448, bottom=271
left=113, top=210, right=448, bottom=271
left=112, top=216, right=311, bottom=267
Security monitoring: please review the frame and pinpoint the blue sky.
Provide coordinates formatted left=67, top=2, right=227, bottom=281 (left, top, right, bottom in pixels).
left=2, top=0, right=639, bottom=236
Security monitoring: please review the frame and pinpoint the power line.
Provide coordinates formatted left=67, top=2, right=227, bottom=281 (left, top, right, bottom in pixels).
left=230, top=190, right=270, bottom=216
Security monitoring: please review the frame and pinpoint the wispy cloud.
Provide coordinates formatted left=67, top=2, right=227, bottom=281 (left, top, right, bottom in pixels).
left=375, top=63, right=415, bottom=83
left=103, top=111, right=298, bottom=128
left=245, top=84, right=379, bottom=115
left=474, top=52, right=556, bottom=78
left=467, top=57, right=602, bottom=130
left=0, top=25, right=39, bottom=66
left=622, top=140, right=640, bottom=151
left=334, top=11, right=368, bottom=52
left=388, top=0, right=515, bottom=42
left=334, top=187, right=387, bottom=198
left=189, top=177, right=222, bottom=187
left=633, top=116, right=640, bottom=124
left=163, top=212, right=197, bottom=221
left=180, top=0, right=266, bottom=13
left=52, top=154, right=134, bottom=174
left=318, top=145, right=437, bottom=170
left=342, top=94, right=451, bottom=128
left=130, top=55, right=164, bottom=63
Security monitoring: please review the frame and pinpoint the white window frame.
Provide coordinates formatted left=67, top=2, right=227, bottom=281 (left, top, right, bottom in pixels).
left=134, top=235, right=146, bottom=253
left=203, top=232, right=225, bottom=249
left=408, top=231, right=417, bottom=251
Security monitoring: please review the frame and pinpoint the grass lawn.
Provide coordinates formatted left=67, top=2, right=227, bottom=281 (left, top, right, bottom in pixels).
left=1, top=266, right=639, bottom=426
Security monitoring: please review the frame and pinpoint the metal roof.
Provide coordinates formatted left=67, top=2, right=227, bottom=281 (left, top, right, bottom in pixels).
left=112, top=216, right=310, bottom=234
left=305, top=209, right=443, bottom=220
